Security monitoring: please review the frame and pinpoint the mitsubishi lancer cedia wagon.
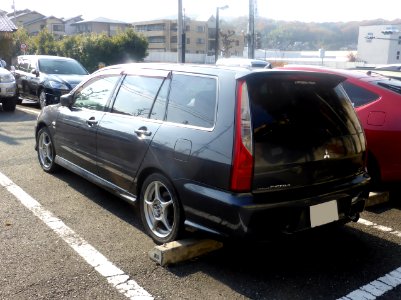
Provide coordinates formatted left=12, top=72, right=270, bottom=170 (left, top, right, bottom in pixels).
left=35, top=63, right=370, bottom=244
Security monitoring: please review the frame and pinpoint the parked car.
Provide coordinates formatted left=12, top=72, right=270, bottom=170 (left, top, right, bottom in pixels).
left=216, top=58, right=272, bottom=69
left=13, top=55, right=89, bottom=109
left=34, top=63, right=370, bottom=244
left=281, top=65, right=401, bottom=184
left=0, top=67, right=18, bottom=111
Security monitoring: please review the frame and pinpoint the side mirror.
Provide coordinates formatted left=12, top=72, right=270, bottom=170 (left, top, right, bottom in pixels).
left=31, top=69, right=39, bottom=77
left=60, top=94, right=73, bottom=107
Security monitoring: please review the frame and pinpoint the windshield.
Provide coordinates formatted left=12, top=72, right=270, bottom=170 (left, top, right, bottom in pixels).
left=38, top=58, right=88, bottom=75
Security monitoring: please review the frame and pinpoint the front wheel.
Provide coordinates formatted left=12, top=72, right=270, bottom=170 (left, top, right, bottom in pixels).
left=37, top=127, right=58, bottom=173
left=39, top=90, right=47, bottom=109
left=140, top=174, right=183, bottom=244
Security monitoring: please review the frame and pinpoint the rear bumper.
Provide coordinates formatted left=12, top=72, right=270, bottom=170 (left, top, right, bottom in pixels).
left=180, top=173, right=370, bottom=239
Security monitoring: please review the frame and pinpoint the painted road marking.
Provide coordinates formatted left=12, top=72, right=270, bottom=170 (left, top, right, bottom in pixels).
left=338, top=218, right=401, bottom=299
left=17, top=106, right=40, bottom=115
left=0, top=171, right=153, bottom=300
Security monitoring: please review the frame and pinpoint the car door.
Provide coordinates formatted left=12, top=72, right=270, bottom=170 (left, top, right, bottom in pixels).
left=54, top=75, right=121, bottom=175
left=96, top=70, right=170, bottom=191
left=14, top=57, right=36, bottom=100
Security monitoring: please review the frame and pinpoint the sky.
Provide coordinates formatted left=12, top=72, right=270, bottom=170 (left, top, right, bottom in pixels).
left=3, top=0, right=401, bottom=23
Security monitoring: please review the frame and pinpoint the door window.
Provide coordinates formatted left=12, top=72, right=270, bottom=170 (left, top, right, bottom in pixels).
left=73, top=76, right=120, bottom=111
left=112, top=75, right=164, bottom=117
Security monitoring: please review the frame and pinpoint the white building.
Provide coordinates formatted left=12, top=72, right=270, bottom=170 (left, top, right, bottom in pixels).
left=357, top=25, right=401, bottom=64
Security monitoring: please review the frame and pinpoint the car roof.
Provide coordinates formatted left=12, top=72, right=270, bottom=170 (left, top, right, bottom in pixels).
left=280, top=64, right=391, bottom=82
left=17, top=55, right=77, bottom=61
left=216, top=58, right=271, bottom=68
left=95, top=62, right=256, bottom=78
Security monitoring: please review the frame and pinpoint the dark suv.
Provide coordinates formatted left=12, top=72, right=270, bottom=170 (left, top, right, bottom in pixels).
left=13, top=55, right=88, bottom=108
left=35, top=63, right=370, bottom=244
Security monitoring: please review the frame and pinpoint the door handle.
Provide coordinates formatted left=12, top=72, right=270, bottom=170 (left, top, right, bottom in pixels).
left=86, top=117, right=98, bottom=126
left=135, top=127, right=152, bottom=137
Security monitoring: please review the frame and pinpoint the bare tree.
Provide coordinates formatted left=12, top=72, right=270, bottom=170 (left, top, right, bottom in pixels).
left=219, top=30, right=237, bottom=58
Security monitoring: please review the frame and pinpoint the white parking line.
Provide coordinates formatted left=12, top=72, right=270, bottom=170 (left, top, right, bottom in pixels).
left=338, top=218, right=401, bottom=299
left=0, top=171, right=153, bottom=300
left=17, top=106, right=40, bottom=115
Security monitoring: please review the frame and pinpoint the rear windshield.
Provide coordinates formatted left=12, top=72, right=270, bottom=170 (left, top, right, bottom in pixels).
left=374, top=79, right=401, bottom=95
left=247, top=73, right=362, bottom=145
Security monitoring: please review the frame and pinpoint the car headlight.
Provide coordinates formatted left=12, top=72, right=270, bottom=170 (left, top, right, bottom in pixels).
left=48, top=80, right=69, bottom=90
left=0, top=74, right=15, bottom=83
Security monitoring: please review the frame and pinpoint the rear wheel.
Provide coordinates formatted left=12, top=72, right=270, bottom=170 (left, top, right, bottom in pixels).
left=140, top=173, right=182, bottom=244
left=37, top=127, right=58, bottom=173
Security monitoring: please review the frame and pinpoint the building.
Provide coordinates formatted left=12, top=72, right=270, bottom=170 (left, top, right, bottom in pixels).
left=70, top=17, right=130, bottom=36
left=8, top=10, right=128, bottom=37
left=0, top=10, right=18, bottom=66
left=63, top=16, right=84, bottom=35
left=133, top=17, right=244, bottom=58
left=133, top=18, right=209, bottom=54
left=7, top=9, right=76, bottom=37
left=357, top=24, right=401, bottom=64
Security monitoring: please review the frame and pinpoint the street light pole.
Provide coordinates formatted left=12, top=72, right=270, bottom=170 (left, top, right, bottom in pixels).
left=215, top=5, right=228, bottom=63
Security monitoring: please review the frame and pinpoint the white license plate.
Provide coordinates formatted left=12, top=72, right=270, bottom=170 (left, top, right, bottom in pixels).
left=310, top=200, right=339, bottom=228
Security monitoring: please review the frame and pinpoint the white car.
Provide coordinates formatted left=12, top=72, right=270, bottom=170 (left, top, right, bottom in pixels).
left=0, top=67, right=17, bottom=111
left=216, top=58, right=272, bottom=69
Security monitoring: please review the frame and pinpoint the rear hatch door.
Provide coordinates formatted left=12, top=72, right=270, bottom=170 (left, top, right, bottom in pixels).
left=245, top=71, right=366, bottom=193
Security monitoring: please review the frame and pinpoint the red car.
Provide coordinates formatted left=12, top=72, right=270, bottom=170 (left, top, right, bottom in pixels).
left=281, top=65, right=401, bottom=184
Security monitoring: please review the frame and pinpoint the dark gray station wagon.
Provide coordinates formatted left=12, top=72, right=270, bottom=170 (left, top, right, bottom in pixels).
left=35, top=63, right=370, bottom=244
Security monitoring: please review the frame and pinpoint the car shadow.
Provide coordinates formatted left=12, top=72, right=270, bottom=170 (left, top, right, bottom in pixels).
left=165, top=225, right=401, bottom=299
left=47, top=167, right=401, bottom=300
left=50, top=168, right=144, bottom=230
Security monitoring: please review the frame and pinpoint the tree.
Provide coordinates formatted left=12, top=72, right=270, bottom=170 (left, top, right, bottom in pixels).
left=31, top=29, right=58, bottom=55
left=11, top=28, right=32, bottom=57
left=219, top=30, right=237, bottom=58
left=12, top=28, right=149, bottom=73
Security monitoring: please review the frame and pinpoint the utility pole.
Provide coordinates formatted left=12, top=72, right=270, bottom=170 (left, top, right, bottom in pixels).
left=178, top=0, right=183, bottom=63
left=248, top=0, right=255, bottom=59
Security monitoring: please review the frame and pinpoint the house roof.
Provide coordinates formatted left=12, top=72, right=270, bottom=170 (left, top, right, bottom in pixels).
left=73, top=17, right=129, bottom=25
left=0, top=10, right=17, bottom=32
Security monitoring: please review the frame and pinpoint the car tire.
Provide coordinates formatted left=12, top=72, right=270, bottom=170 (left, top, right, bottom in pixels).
left=140, top=173, right=183, bottom=244
left=1, top=98, right=16, bottom=111
left=37, top=127, right=58, bottom=173
left=39, top=90, right=47, bottom=109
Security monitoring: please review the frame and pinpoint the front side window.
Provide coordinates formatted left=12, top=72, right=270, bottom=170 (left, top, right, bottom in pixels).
left=73, top=76, right=120, bottom=111
left=166, top=74, right=217, bottom=128
left=112, top=75, right=164, bottom=117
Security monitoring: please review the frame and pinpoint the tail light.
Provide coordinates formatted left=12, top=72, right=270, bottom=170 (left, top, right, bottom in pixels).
left=230, top=80, right=254, bottom=192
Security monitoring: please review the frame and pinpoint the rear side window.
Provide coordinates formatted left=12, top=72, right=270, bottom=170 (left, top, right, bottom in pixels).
left=166, top=74, right=217, bottom=128
left=112, top=75, right=164, bottom=118
left=341, top=81, right=379, bottom=107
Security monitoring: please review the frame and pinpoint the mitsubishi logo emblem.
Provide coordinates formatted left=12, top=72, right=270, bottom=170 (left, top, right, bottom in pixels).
left=324, top=149, right=330, bottom=159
